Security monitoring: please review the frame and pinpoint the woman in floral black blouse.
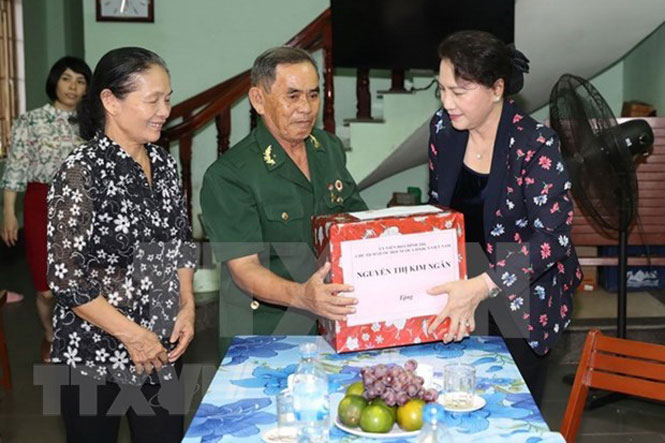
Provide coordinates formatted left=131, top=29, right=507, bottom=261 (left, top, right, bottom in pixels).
left=47, top=47, right=197, bottom=442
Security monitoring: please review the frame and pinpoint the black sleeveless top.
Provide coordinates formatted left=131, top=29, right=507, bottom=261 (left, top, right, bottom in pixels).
left=449, top=163, right=489, bottom=246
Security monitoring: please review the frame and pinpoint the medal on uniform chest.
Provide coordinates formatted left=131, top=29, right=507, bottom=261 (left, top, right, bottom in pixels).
left=329, top=179, right=344, bottom=204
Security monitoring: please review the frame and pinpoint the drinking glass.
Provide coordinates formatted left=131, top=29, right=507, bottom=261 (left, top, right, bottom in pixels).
left=442, top=363, right=476, bottom=410
left=262, top=389, right=298, bottom=442
left=276, top=389, right=296, bottom=427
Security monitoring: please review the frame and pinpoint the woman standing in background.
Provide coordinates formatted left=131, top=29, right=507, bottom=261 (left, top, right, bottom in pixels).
left=1, top=56, right=91, bottom=362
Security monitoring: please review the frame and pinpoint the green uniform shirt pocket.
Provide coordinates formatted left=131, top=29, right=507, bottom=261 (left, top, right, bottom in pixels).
left=264, top=203, right=304, bottom=224
left=262, top=202, right=306, bottom=242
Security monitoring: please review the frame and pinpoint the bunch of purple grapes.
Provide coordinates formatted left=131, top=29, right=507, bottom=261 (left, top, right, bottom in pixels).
left=359, top=360, right=439, bottom=406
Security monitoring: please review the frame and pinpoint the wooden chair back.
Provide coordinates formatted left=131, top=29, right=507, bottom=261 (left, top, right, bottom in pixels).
left=560, top=329, right=665, bottom=442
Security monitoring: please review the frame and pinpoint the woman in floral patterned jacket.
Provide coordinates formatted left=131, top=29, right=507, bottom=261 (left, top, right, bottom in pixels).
left=1, top=56, right=91, bottom=362
left=426, top=31, right=582, bottom=405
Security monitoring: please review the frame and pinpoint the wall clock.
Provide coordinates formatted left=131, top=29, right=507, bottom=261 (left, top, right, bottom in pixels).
left=96, top=0, right=154, bottom=22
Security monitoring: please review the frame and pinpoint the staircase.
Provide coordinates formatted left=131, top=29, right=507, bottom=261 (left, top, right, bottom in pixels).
left=346, top=88, right=439, bottom=188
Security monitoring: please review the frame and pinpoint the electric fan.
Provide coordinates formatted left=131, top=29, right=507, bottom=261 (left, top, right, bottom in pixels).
left=549, top=74, right=654, bottom=338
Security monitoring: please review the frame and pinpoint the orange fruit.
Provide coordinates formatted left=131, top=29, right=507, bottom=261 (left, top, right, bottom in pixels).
left=346, top=381, right=364, bottom=397
left=396, top=398, right=425, bottom=431
left=359, top=404, right=394, bottom=433
left=338, top=394, right=367, bottom=428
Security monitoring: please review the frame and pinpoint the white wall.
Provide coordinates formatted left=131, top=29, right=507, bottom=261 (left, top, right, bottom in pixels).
left=624, top=23, right=665, bottom=114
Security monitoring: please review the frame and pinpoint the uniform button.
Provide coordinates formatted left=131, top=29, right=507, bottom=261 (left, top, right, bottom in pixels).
left=250, top=300, right=260, bottom=310
left=336, top=196, right=344, bottom=204
left=281, top=212, right=289, bottom=221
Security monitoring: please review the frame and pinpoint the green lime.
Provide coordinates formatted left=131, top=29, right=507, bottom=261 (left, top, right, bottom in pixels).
left=345, top=381, right=364, bottom=397
left=338, top=394, right=368, bottom=428
left=370, top=398, right=397, bottom=422
left=359, top=404, right=394, bottom=433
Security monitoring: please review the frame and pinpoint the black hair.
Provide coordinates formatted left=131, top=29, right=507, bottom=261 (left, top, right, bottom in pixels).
left=438, top=30, right=528, bottom=96
left=251, top=46, right=318, bottom=90
left=78, top=47, right=168, bottom=140
left=45, top=56, right=92, bottom=102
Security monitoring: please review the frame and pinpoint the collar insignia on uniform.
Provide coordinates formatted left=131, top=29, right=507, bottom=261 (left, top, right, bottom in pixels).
left=309, top=134, right=321, bottom=149
left=263, top=145, right=276, bottom=166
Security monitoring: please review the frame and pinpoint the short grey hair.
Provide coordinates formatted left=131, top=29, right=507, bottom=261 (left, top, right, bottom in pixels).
left=250, top=46, right=318, bottom=90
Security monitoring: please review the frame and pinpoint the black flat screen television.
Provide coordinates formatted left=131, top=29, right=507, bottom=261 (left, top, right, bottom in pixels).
left=331, top=0, right=515, bottom=70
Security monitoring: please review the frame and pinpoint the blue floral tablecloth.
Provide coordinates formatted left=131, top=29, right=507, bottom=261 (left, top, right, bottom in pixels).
left=183, top=336, right=564, bottom=442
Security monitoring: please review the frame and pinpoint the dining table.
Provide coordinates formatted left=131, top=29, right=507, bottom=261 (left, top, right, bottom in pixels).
left=182, top=335, right=565, bottom=442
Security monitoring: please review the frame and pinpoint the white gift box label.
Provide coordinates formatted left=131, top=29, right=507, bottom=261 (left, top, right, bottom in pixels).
left=339, top=229, right=458, bottom=327
left=348, top=204, right=443, bottom=221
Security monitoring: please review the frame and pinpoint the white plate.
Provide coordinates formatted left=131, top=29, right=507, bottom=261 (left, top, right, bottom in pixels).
left=334, top=416, right=419, bottom=439
left=438, top=393, right=486, bottom=413
left=261, top=426, right=297, bottom=443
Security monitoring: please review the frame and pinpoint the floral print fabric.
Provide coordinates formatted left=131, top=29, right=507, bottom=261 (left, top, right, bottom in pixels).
left=183, top=335, right=566, bottom=442
left=1, top=103, right=82, bottom=191
left=47, top=133, right=197, bottom=386
left=428, top=99, right=582, bottom=355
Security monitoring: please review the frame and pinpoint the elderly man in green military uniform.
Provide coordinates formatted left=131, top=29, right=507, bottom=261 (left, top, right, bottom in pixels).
left=201, top=47, right=368, bottom=353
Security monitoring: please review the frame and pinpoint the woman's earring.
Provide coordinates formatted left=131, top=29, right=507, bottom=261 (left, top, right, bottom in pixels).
left=494, top=96, right=501, bottom=102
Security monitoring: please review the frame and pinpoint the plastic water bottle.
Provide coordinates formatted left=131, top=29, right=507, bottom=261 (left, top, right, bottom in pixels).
left=417, top=403, right=451, bottom=442
left=291, top=342, right=330, bottom=442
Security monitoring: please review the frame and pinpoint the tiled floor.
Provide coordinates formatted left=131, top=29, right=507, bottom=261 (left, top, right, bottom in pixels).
left=0, top=249, right=664, bottom=441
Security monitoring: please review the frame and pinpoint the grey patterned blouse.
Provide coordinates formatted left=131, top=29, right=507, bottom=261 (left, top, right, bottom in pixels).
left=1, top=103, right=82, bottom=192
left=47, top=133, right=197, bottom=386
